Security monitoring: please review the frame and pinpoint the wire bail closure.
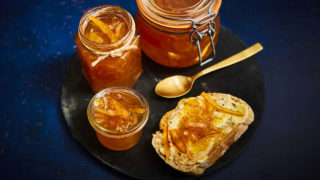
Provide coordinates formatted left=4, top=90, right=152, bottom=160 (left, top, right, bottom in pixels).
left=139, top=0, right=218, bottom=66
left=163, top=0, right=218, bottom=66
left=189, top=12, right=217, bottom=66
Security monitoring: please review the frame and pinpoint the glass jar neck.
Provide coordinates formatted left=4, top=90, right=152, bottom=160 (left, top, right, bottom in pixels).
left=137, top=0, right=222, bottom=32
left=78, top=5, right=135, bottom=53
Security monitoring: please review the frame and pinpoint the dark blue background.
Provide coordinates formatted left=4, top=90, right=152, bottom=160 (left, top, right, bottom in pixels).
left=0, top=0, right=319, bottom=179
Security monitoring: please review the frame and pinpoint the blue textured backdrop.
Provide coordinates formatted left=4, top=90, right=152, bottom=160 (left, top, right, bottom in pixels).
left=0, top=0, right=319, bottom=179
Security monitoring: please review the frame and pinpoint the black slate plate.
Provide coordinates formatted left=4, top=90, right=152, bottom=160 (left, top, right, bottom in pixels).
left=60, top=26, right=265, bottom=179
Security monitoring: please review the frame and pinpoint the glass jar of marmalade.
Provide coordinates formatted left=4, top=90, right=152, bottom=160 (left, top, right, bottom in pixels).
left=87, top=87, right=149, bottom=151
left=136, top=0, right=222, bottom=68
left=75, top=5, right=142, bottom=93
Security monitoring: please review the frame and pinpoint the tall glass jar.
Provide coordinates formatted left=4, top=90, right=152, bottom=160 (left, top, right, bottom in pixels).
left=136, top=0, right=222, bottom=68
left=75, top=5, right=142, bottom=93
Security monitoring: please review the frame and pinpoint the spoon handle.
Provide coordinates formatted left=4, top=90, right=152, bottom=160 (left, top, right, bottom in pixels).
left=192, top=43, right=263, bottom=80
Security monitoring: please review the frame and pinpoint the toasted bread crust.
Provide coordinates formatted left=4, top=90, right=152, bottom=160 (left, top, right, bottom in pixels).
left=152, top=93, right=254, bottom=175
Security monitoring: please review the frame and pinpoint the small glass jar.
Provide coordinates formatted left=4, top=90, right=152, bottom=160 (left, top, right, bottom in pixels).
left=87, top=87, right=149, bottom=151
left=75, top=5, right=142, bottom=94
left=136, top=0, right=222, bottom=68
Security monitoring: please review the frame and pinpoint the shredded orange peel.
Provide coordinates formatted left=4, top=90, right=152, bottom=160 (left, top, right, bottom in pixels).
left=93, top=96, right=145, bottom=120
left=201, top=92, right=243, bottom=116
left=161, top=93, right=244, bottom=159
left=89, top=16, right=117, bottom=42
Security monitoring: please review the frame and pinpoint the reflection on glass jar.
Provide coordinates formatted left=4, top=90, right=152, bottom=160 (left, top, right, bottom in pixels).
left=75, top=5, right=142, bottom=93
left=87, top=87, right=149, bottom=151
left=136, top=0, right=222, bottom=68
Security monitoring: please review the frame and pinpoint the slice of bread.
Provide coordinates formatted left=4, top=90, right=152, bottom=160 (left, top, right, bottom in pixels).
left=152, top=92, right=254, bottom=175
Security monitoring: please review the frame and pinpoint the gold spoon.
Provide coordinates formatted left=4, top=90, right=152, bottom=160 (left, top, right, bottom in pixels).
left=155, top=43, right=263, bottom=98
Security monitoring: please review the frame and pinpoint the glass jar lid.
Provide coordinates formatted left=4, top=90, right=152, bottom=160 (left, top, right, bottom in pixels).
left=149, top=0, right=209, bottom=17
left=137, top=0, right=222, bottom=32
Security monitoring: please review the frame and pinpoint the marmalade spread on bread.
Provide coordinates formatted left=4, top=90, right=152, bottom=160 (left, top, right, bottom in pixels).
left=162, top=92, right=244, bottom=158
left=91, top=91, right=146, bottom=150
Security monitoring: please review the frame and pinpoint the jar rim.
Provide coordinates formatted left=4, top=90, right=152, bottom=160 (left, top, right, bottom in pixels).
left=148, top=0, right=211, bottom=18
left=137, top=0, right=222, bottom=31
left=78, top=5, right=135, bottom=51
left=87, top=87, right=150, bottom=137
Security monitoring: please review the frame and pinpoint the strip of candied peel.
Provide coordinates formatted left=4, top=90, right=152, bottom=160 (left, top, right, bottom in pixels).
left=201, top=92, right=243, bottom=116
left=89, top=16, right=117, bottom=42
left=94, top=108, right=129, bottom=120
left=169, top=129, right=193, bottom=159
left=115, top=22, right=125, bottom=39
left=162, top=118, right=171, bottom=158
left=130, top=108, right=146, bottom=114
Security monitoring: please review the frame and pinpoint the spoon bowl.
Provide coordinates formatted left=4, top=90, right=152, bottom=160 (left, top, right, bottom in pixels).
left=155, top=43, right=263, bottom=98
left=155, top=75, right=193, bottom=98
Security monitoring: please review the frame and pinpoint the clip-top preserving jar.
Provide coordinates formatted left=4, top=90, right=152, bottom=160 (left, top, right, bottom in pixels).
left=136, top=0, right=221, bottom=68
left=74, top=5, right=142, bottom=93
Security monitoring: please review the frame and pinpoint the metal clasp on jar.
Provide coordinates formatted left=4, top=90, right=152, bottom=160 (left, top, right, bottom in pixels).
left=189, top=12, right=217, bottom=66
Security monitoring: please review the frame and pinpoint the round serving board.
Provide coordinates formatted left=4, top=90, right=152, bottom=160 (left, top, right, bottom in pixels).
left=60, top=26, right=265, bottom=179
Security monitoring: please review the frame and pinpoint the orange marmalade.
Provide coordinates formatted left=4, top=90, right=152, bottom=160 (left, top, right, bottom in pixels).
left=75, top=6, right=142, bottom=93
left=162, top=92, right=244, bottom=157
left=87, top=87, right=149, bottom=151
left=136, top=0, right=222, bottom=67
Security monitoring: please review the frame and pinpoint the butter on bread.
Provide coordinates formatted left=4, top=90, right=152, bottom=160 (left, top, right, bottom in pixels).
left=152, top=92, right=254, bottom=175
